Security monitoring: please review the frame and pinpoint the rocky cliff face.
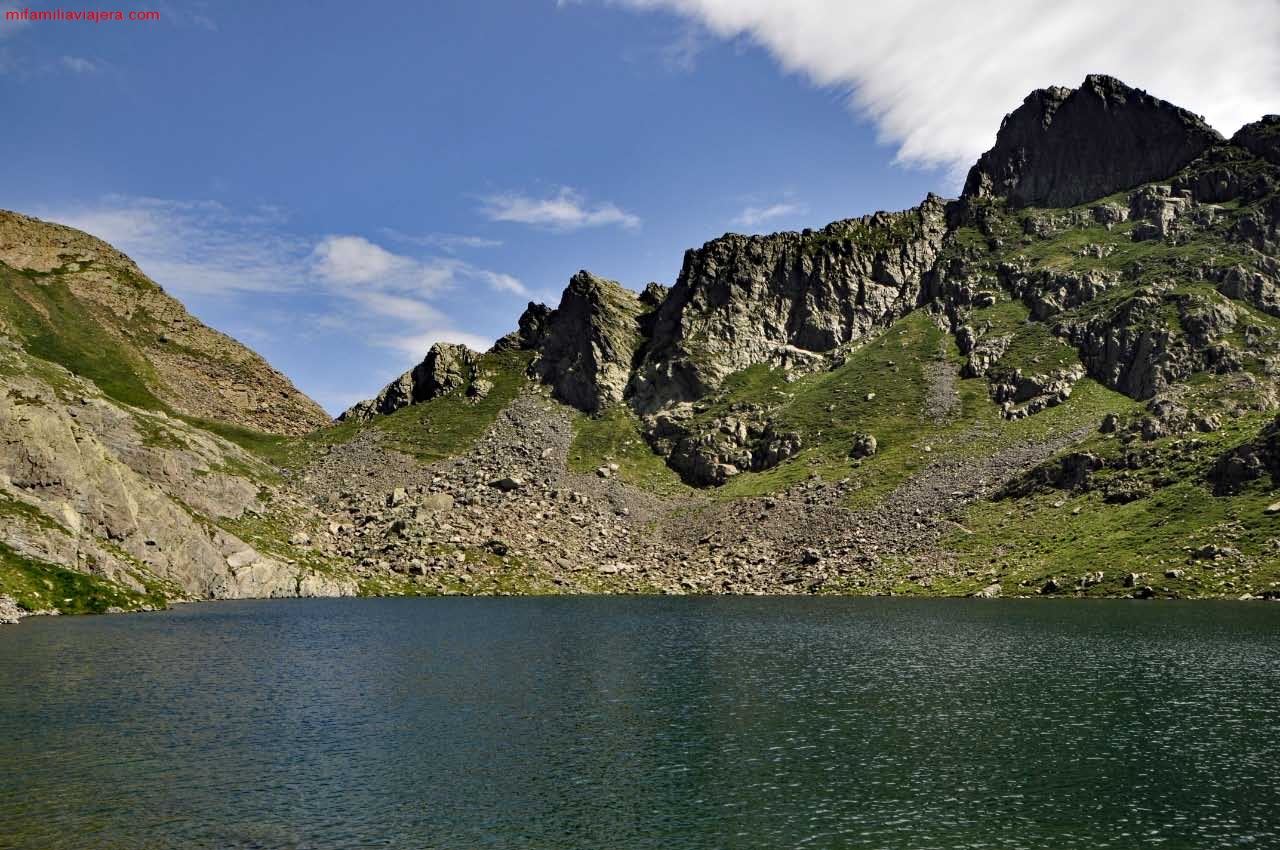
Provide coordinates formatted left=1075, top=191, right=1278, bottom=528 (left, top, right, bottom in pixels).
left=533, top=271, right=650, bottom=414
left=1232, top=116, right=1280, bottom=167
left=0, top=337, right=355, bottom=610
left=962, top=75, right=1221, bottom=208
left=341, top=343, right=477, bottom=422
left=0, top=211, right=330, bottom=435
left=628, top=195, right=949, bottom=412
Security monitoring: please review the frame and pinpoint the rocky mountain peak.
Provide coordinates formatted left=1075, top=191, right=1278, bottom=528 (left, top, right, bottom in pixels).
left=1232, top=115, right=1280, bottom=166
left=340, top=342, right=477, bottom=422
left=491, top=301, right=554, bottom=352
left=533, top=270, right=649, bottom=413
left=963, top=74, right=1222, bottom=208
left=0, top=210, right=330, bottom=435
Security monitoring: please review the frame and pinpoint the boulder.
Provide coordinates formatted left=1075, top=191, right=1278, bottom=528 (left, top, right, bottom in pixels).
left=848, top=433, right=878, bottom=460
left=644, top=404, right=802, bottom=487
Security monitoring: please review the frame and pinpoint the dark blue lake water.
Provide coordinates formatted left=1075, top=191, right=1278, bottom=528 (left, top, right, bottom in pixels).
left=1, top=597, right=1277, bottom=849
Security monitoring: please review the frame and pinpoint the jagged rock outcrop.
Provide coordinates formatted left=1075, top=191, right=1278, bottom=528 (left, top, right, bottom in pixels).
left=533, top=271, right=648, bottom=413
left=1004, top=450, right=1105, bottom=497
left=1058, top=287, right=1238, bottom=400
left=1061, top=294, right=1178, bottom=400
left=1233, top=116, right=1280, bottom=167
left=340, top=343, right=477, bottom=422
left=0, top=210, right=330, bottom=435
left=990, top=364, right=1086, bottom=420
left=1212, top=262, right=1280, bottom=319
left=643, top=403, right=802, bottom=486
left=1209, top=412, right=1280, bottom=495
left=492, top=302, right=554, bottom=352
left=962, top=75, right=1222, bottom=208
left=629, top=195, right=949, bottom=412
left=1002, top=263, right=1120, bottom=320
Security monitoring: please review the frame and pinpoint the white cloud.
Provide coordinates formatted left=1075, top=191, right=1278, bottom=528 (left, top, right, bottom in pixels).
left=478, top=270, right=531, bottom=297
left=382, top=228, right=503, bottom=253
left=384, top=329, right=494, bottom=360
left=50, top=196, right=307, bottom=297
left=479, top=187, right=640, bottom=231
left=38, top=196, right=522, bottom=390
left=732, top=202, right=805, bottom=228
left=349, top=291, right=448, bottom=326
left=658, top=26, right=705, bottom=73
left=60, top=55, right=98, bottom=74
left=611, top=0, right=1280, bottom=177
left=312, top=234, right=427, bottom=286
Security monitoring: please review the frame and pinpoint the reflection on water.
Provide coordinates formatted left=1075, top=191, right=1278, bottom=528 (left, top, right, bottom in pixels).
left=1, top=597, right=1277, bottom=849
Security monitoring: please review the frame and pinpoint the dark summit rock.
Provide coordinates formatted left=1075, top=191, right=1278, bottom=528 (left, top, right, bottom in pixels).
left=1232, top=116, right=1280, bottom=167
left=492, top=301, right=554, bottom=352
left=963, top=74, right=1222, bottom=208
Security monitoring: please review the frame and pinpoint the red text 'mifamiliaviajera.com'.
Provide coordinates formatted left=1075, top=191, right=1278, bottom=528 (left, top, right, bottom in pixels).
left=5, top=7, right=161, bottom=23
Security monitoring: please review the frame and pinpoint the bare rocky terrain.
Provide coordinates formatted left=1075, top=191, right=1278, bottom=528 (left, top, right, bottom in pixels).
left=4, top=75, right=1280, bottom=620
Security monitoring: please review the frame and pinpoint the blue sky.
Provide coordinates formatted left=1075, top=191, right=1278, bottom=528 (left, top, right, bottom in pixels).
left=2, top=0, right=1277, bottom=413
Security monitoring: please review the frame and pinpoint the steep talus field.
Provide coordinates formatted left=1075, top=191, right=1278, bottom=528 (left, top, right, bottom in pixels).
left=4, top=75, right=1280, bottom=621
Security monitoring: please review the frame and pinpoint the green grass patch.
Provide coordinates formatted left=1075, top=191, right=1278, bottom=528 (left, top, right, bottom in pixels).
left=569, top=406, right=690, bottom=496
left=0, top=543, right=160, bottom=614
left=0, top=264, right=167, bottom=411
left=364, top=349, right=534, bottom=463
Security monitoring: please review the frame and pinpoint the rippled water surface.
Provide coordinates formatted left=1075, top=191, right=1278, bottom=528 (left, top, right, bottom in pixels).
left=1, top=597, right=1278, bottom=849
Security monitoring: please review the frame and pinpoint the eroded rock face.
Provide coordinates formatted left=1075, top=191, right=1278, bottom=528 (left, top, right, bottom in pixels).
left=1002, top=263, right=1120, bottom=320
left=629, top=195, right=949, bottom=412
left=644, top=403, right=802, bottom=486
left=340, top=343, right=476, bottom=422
left=1210, top=413, right=1280, bottom=495
left=1232, top=116, right=1280, bottom=167
left=492, top=302, right=554, bottom=352
left=533, top=271, right=648, bottom=413
left=962, top=75, right=1221, bottom=208
left=1057, top=287, right=1243, bottom=401
left=0, top=345, right=355, bottom=601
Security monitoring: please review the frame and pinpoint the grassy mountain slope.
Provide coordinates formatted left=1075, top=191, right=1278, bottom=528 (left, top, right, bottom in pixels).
left=0, top=210, right=330, bottom=435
